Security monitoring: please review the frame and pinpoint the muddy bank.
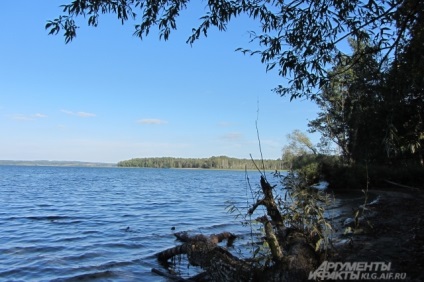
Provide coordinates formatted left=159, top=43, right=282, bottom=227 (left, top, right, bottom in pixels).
left=330, top=188, right=424, bottom=281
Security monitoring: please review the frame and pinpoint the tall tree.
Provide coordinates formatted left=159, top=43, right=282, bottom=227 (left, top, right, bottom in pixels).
left=308, top=38, right=385, bottom=164
left=310, top=12, right=424, bottom=167
left=383, top=0, right=424, bottom=165
left=46, top=0, right=418, bottom=101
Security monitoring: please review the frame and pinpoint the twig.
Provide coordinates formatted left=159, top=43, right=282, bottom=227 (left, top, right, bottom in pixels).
left=250, top=154, right=264, bottom=176
left=384, top=179, right=420, bottom=191
left=255, top=101, right=266, bottom=176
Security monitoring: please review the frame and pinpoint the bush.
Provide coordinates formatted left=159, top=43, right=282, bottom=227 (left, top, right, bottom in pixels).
left=297, top=162, right=320, bottom=185
left=291, top=154, right=341, bottom=186
left=289, top=153, right=424, bottom=190
left=321, top=162, right=424, bottom=190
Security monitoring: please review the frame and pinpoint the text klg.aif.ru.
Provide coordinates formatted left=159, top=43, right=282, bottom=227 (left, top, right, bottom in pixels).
left=308, top=261, right=407, bottom=280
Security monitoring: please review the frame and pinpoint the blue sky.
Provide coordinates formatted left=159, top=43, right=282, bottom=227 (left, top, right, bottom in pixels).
left=0, top=1, right=321, bottom=163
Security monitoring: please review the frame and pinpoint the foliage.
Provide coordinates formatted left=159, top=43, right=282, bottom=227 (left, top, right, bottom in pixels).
left=226, top=198, right=274, bottom=267
left=280, top=130, right=341, bottom=186
left=227, top=169, right=334, bottom=266
left=382, top=2, right=424, bottom=166
left=288, top=153, right=341, bottom=186
left=308, top=38, right=385, bottom=164
left=46, top=0, right=419, bottom=100
left=279, top=171, right=333, bottom=252
left=297, top=162, right=320, bottom=186
left=117, top=155, right=283, bottom=170
left=309, top=32, right=424, bottom=166
left=321, top=161, right=424, bottom=190
left=281, top=129, right=317, bottom=169
left=45, top=1, right=423, bottom=169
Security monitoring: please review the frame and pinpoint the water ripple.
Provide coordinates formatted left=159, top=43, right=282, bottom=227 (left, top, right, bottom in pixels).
left=0, top=166, right=256, bottom=281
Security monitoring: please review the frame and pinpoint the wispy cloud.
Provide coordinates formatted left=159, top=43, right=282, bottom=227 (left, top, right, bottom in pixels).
left=137, top=118, right=168, bottom=125
left=221, top=132, right=243, bottom=141
left=10, top=113, right=48, bottom=121
left=61, top=109, right=96, bottom=117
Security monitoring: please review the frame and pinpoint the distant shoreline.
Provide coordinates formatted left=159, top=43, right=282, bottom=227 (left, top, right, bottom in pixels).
left=0, top=160, right=285, bottom=172
left=117, top=156, right=283, bottom=170
left=1, top=156, right=284, bottom=171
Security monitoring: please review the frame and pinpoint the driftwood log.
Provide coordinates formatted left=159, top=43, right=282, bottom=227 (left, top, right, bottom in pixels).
left=156, top=231, right=254, bottom=281
left=153, top=176, right=319, bottom=281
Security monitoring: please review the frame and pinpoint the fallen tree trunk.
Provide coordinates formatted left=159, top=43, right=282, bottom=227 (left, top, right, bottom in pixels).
left=155, top=230, right=318, bottom=281
left=157, top=232, right=236, bottom=264
left=154, top=176, right=321, bottom=281
left=156, top=232, right=254, bottom=281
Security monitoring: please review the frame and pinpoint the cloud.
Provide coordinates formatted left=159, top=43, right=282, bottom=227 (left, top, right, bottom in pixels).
left=11, top=113, right=48, bottom=121
left=61, top=109, right=96, bottom=117
left=137, top=118, right=168, bottom=125
left=221, top=132, right=243, bottom=141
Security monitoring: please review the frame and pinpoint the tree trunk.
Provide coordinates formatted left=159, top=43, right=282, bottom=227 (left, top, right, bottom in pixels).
left=155, top=230, right=318, bottom=281
left=156, top=232, right=255, bottom=281
left=154, top=176, right=319, bottom=281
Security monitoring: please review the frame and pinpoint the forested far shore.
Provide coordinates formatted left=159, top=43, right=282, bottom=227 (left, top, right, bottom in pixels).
left=117, top=156, right=284, bottom=170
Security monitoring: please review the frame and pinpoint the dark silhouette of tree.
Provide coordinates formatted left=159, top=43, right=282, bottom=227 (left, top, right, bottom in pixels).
left=309, top=30, right=424, bottom=166
left=309, top=38, right=385, bottom=164
left=383, top=0, right=424, bottom=165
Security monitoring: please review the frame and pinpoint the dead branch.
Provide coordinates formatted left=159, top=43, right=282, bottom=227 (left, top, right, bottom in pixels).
left=384, top=179, right=421, bottom=191
left=247, top=199, right=265, bottom=214
left=155, top=231, right=254, bottom=281
left=174, top=231, right=236, bottom=245
left=257, top=215, right=283, bottom=261
left=249, top=176, right=284, bottom=227
left=154, top=176, right=320, bottom=281
left=157, top=244, right=188, bottom=264
left=157, top=232, right=237, bottom=266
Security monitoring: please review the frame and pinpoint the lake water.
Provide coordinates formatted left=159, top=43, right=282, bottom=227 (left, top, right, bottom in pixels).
left=0, top=166, right=274, bottom=281
left=0, top=166, right=361, bottom=281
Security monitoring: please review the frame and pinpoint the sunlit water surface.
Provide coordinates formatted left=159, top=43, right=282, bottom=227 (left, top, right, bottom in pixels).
left=0, top=166, right=359, bottom=281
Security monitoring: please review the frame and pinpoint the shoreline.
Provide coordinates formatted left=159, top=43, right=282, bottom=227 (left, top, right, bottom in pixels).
left=330, top=187, right=424, bottom=281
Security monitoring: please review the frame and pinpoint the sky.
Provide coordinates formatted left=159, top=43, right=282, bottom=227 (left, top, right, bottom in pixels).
left=0, top=1, right=321, bottom=163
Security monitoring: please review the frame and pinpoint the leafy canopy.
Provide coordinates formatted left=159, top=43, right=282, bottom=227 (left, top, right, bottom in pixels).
left=46, top=0, right=418, bottom=100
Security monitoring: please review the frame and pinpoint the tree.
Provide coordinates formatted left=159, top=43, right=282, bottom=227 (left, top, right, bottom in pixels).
left=382, top=0, right=424, bottom=165
left=309, top=20, right=424, bottom=167
left=281, top=130, right=316, bottom=169
left=46, top=0, right=420, bottom=100
left=309, top=38, right=385, bottom=164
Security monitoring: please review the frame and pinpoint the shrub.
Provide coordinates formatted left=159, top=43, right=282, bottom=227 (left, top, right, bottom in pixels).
left=322, top=162, right=424, bottom=190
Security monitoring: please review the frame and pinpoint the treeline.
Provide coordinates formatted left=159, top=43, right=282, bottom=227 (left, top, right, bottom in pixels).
left=117, top=156, right=283, bottom=170
left=308, top=37, right=424, bottom=167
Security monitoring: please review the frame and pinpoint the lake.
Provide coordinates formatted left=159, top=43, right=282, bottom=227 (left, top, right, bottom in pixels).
left=0, top=166, right=361, bottom=281
left=0, top=166, right=276, bottom=281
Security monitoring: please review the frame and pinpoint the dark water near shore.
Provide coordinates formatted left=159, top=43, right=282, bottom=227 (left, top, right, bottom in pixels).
left=0, top=166, right=361, bottom=281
